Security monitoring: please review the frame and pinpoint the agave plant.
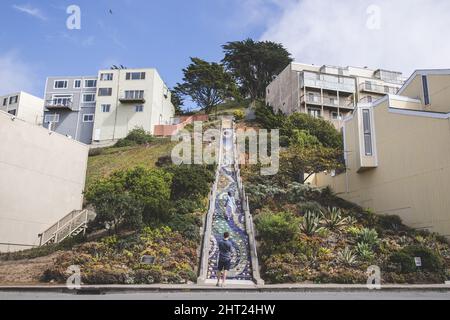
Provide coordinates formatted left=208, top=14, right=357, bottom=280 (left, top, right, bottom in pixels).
left=355, top=242, right=375, bottom=261
left=358, top=228, right=379, bottom=247
left=320, top=207, right=348, bottom=231
left=337, top=247, right=358, bottom=266
left=300, top=211, right=325, bottom=236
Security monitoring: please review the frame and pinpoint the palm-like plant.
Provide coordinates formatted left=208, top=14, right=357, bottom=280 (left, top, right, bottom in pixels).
left=358, top=228, right=379, bottom=247
left=355, top=242, right=375, bottom=261
left=337, top=247, right=358, bottom=266
left=300, top=211, right=325, bottom=236
left=320, top=207, right=348, bottom=231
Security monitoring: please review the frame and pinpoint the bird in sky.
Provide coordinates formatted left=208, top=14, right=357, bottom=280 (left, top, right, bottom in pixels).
left=109, top=9, right=113, bottom=15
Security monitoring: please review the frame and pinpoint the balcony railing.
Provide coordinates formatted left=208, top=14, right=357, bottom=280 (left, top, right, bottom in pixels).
left=301, top=94, right=354, bottom=109
left=359, top=82, right=399, bottom=95
left=303, top=78, right=356, bottom=93
left=45, top=99, right=73, bottom=110
left=119, top=92, right=145, bottom=103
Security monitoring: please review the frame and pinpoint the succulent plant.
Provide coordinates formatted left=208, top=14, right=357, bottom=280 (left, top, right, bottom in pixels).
left=320, top=207, right=348, bottom=231
left=337, top=247, right=358, bottom=266
left=357, top=228, right=379, bottom=247
left=355, top=242, right=375, bottom=261
left=300, top=211, right=325, bottom=236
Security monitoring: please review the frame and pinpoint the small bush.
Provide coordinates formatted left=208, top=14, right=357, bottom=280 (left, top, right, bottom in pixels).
left=233, top=109, right=245, bottom=121
left=88, top=148, right=104, bottom=157
left=387, top=251, right=416, bottom=273
left=357, top=228, right=379, bottom=248
left=115, top=127, right=154, bottom=147
left=255, top=211, right=299, bottom=251
left=300, top=211, right=324, bottom=236
left=297, top=201, right=323, bottom=215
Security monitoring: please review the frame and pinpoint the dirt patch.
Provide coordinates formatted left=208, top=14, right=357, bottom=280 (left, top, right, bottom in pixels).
left=0, top=252, right=63, bottom=285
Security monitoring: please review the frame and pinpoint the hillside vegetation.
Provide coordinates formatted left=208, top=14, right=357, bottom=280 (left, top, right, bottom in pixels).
left=242, top=103, right=450, bottom=284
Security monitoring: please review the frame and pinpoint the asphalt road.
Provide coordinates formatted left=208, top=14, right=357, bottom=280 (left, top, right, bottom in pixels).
left=1, top=290, right=450, bottom=300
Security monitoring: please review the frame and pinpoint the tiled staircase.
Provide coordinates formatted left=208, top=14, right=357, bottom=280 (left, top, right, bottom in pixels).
left=198, top=119, right=263, bottom=285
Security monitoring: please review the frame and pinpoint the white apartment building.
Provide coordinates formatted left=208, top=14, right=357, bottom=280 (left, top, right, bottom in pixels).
left=93, top=68, right=175, bottom=145
left=0, top=91, right=44, bottom=125
left=266, top=63, right=406, bottom=128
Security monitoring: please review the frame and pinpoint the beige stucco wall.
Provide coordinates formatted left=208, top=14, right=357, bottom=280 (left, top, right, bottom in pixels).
left=93, top=68, right=175, bottom=143
left=0, top=111, right=88, bottom=252
left=400, top=73, right=450, bottom=114
left=0, top=92, right=43, bottom=125
left=315, top=96, right=450, bottom=238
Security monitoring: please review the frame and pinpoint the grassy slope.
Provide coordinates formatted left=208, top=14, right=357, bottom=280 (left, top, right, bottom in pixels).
left=86, top=139, right=175, bottom=189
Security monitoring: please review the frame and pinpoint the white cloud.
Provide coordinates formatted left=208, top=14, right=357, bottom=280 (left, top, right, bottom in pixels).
left=259, top=0, right=450, bottom=75
left=12, top=4, right=46, bottom=21
left=0, top=52, right=38, bottom=96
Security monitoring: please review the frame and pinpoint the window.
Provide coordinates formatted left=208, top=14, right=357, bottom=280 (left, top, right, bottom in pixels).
left=98, top=88, right=112, bottom=96
left=84, top=79, right=97, bottom=88
left=135, top=105, right=144, bottom=112
left=74, top=80, right=81, bottom=88
left=83, top=114, right=95, bottom=122
left=100, top=73, right=113, bottom=81
left=101, top=104, right=111, bottom=112
left=422, top=75, right=430, bottom=105
left=308, top=108, right=321, bottom=118
left=44, top=114, right=60, bottom=123
left=362, top=109, right=372, bottom=156
left=9, top=95, right=18, bottom=104
left=367, top=96, right=373, bottom=103
left=54, top=80, right=68, bottom=89
left=126, top=72, right=146, bottom=80
left=83, top=94, right=96, bottom=103
left=51, top=95, right=72, bottom=107
left=3, top=98, right=7, bottom=106
left=365, top=81, right=372, bottom=90
left=331, top=112, right=342, bottom=120
left=124, top=90, right=144, bottom=99
left=8, top=109, right=16, bottom=116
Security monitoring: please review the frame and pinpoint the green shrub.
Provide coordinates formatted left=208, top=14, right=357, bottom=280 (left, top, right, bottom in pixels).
left=88, top=148, right=104, bottom=157
left=300, top=211, right=325, bottom=236
left=337, top=247, right=357, bottom=266
left=320, top=207, right=348, bottom=231
left=255, top=211, right=299, bottom=251
left=297, top=201, right=323, bottom=215
left=403, top=245, right=444, bottom=272
left=387, top=251, right=416, bottom=273
left=233, top=109, right=245, bottom=120
left=164, top=165, right=214, bottom=200
left=357, top=228, right=379, bottom=248
left=115, top=127, right=154, bottom=147
left=355, top=242, right=375, bottom=262
left=377, top=214, right=404, bottom=231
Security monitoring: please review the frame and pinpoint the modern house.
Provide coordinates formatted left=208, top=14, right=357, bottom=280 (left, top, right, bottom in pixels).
left=92, top=68, right=175, bottom=146
left=0, top=110, right=89, bottom=252
left=0, top=91, right=44, bottom=125
left=314, top=69, right=450, bottom=239
left=42, top=76, right=98, bottom=145
left=266, top=63, right=406, bottom=128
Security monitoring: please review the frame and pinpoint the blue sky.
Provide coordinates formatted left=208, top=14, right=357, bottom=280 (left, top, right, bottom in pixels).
left=0, top=0, right=281, bottom=110
left=1, top=0, right=450, bottom=110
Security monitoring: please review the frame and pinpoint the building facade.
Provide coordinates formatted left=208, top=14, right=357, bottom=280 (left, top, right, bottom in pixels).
left=266, top=63, right=406, bottom=128
left=43, top=76, right=98, bottom=145
left=314, top=69, right=450, bottom=238
left=0, top=91, right=44, bottom=125
left=0, top=110, right=88, bottom=252
left=92, top=68, right=175, bottom=145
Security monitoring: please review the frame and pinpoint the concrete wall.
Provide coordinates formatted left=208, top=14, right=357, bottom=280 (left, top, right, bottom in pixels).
left=0, top=111, right=88, bottom=252
left=315, top=95, right=450, bottom=238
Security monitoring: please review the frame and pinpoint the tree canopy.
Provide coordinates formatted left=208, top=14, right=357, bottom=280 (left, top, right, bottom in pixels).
left=170, top=89, right=184, bottom=115
left=175, top=57, right=238, bottom=114
left=222, top=39, right=292, bottom=101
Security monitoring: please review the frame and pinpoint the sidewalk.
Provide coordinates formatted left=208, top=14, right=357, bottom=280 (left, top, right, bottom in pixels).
left=1, top=283, right=449, bottom=294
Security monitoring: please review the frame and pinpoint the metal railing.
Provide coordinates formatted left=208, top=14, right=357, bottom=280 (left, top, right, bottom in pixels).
left=231, top=122, right=264, bottom=285
left=45, top=99, right=73, bottom=109
left=39, top=209, right=95, bottom=246
left=359, top=82, right=399, bottom=95
left=301, top=94, right=354, bottom=108
left=197, top=121, right=223, bottom=284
